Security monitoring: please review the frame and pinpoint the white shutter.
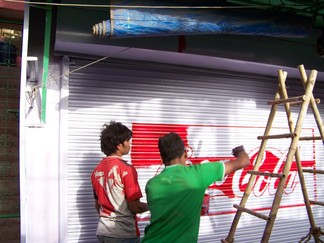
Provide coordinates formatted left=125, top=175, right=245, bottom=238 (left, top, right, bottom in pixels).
left=65, top=57, right=324, bottom=243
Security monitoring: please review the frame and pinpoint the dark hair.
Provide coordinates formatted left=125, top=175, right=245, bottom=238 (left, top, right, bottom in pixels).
left=100, top=121, right=132, bottom=156
left=158, top=132, right=185, bottom=165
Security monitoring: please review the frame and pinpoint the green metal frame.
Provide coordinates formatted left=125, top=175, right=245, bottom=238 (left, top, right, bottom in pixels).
left=41, top=2, right=52, bottom=124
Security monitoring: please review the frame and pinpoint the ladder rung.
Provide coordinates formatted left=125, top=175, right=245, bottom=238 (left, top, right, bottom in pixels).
left=247, top=170, right=284, bottom=178
left=257, top=133, right=296, bottom=140
left=309, top=200, right=324, bottom=206
left=288, top=100, right=304, bottom=106
left=303, top=169, right=324, bottom=174
left=285, top=98, right=320, bottom=107
left=233, top=204, right=270, bottom=221
left=299, top=136, right=323, bottom=141
left=267, top=95, right=306, bottom=105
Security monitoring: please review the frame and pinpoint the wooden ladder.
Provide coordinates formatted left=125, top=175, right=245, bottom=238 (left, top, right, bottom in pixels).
left=221, top=65, right=324, bottom=243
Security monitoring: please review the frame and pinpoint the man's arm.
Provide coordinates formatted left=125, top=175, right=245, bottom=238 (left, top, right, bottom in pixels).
left=94, top=199, right=100, bottom=214
left=224, top=146, right=250, bottom=176
left=128, top=199, right=149, bottom=214
left=93, top=190, right=100, bottom=214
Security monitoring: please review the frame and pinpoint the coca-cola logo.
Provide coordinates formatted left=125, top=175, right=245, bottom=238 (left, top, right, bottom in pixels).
left=209, top=147, right=315, bottom=198
left=131, top=123, right=316, bottom=199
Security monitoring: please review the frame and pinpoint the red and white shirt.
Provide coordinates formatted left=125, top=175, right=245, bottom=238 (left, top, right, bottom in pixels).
left=91, top=156, right=143, bottom=238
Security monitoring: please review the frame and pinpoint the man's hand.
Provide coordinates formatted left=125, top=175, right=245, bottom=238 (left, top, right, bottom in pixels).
left=225, top=145, right=250, bottom=176
left=128, top=199, right=149, bottom=214
left=232, top=145, right=245, bottom=157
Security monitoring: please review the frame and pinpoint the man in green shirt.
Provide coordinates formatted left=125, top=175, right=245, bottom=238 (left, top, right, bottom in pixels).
left=142, top=132, right=250, bottom=243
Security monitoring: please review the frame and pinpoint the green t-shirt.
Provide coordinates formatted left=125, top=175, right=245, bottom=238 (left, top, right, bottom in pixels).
left=142, top=162, right=225, bottom=243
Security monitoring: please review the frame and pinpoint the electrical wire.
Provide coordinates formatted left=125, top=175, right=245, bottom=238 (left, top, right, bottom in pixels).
left=29, top=47, right=131, bottom=90
left=4, top=0, right=270, bottom=9
left=25, top=48, right=131, bottom=111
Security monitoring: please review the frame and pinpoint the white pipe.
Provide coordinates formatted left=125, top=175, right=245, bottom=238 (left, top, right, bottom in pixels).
left=19, top=3, right=30, bottom=243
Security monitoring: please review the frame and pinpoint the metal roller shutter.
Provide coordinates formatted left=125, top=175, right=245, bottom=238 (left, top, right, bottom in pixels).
left=66, top=57, right=324, bottom=243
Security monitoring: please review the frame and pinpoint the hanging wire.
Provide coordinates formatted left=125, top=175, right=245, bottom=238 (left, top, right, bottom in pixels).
left=29, top=47, right=131, bottom=91
left=25, top=49, right=130, bottom=111
left=4, top=0, right=272, bottom=10
left=25, top=86, right=38, bottom=108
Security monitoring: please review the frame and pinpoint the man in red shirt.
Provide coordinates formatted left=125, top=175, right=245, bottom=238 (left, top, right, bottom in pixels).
left=91, top=121, right=148, bottom=243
